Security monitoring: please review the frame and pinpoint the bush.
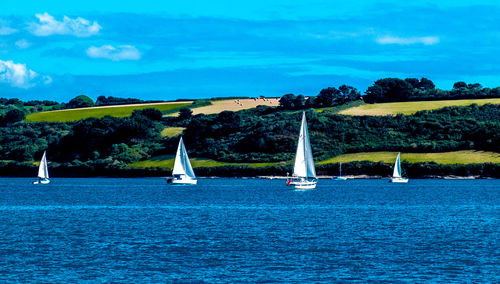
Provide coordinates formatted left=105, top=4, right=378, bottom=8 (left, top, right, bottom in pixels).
left=2, top=109, right=25, bottom=124
left=67, top=95, right=95, bottom=109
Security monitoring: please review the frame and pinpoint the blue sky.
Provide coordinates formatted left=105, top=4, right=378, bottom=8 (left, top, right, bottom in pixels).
left=1, top=1, right=500, bottom=102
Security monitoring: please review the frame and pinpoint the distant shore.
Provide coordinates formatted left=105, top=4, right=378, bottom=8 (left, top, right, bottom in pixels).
left=257, top=175, right=490, bottom=180
left=1, top=160, right=498, bottom=179
left=0, top=175, right=493, bottom=179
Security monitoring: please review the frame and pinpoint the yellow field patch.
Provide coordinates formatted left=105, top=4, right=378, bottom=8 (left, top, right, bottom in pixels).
left=318, top=151, right=500, bottom=165
left=339, top=98, right=500, bottom=116
left=161, top=127, right=185, bottom=137
left=166, top=98, right=280, bottom=117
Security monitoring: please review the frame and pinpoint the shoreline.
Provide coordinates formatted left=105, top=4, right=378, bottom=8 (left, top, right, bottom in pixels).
left=257, top=175, right=489, bottom=180
left=0, top=175, right=493, bottom=180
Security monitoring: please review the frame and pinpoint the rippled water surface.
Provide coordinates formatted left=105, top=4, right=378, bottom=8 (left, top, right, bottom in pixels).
left=0, top=178, right=498, bottom=282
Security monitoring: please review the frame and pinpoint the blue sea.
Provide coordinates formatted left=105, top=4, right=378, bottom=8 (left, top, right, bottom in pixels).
left=0, top=178, right=498, bottom=282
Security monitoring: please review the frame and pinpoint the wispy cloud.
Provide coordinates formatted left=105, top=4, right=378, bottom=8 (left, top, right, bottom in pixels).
left=86, top=45, right=141, bottom=61
left=15, top=39, right=31, bottom=49
left=376, top=35, right=439, bottom=45
left=29, top=12, right=101, bottom=37
left=0, top=20, right=18, bottom=35
left=0, top=59, right=51, bottom=88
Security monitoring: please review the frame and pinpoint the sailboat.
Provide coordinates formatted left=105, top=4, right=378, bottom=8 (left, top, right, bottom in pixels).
left=33, top=151, right=50, bottom=184
left=333, top=162, right=348, bottom=180
left=390, top=152, right=408, bottom=183
left=166, top=137, right=197, bottom=185
left=286, top=112, right=317, bottom=190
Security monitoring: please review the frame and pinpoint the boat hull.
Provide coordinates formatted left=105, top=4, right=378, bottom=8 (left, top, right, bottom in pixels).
left=167, top=177, right=197, bottom=185
left=390, top=177, right=409, bottom=183
left=33, top=178, right=50, bottom=184
left=287, top=179, right=317, bottom=190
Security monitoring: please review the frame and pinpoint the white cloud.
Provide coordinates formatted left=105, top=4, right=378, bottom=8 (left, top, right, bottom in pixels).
left=86, top=45, right=141, bottom=61
left=29, top=12, right=101, bottom=37
left=376, top=35, right=439, bottom=45
left=0, top=60, right=52, bottom=88
left=15, top=39, right=31, bottom=49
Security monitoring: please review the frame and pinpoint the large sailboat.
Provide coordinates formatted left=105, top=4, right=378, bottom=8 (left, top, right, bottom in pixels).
left=286, top=112, right=317, bottom=190
left=167, top=137, right=197, bottom=185
left=33, top=151, right=50, bottom=184
left=390, top=152, right=408, bottom=183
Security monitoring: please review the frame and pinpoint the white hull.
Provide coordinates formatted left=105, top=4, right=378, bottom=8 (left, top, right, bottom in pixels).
left=33, top=179, right=50, bottom=184
left=390, top=177, right=408, bottom=183
left=167, top=177, right=197, bottom=185
left=287, top=179, right=317, bottom=190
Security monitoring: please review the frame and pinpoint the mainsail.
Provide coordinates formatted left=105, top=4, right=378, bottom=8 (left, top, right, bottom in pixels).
left=392, top=152, right=402, bottom=178
left=293, top=112, right=316, bottom=178
left=172, top=137, right=196, bottom=178
left=38, top=151, right=49, bottom=179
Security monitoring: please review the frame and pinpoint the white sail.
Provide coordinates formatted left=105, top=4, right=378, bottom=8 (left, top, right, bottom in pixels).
left=37, top=151, right=49, bottom=179
left=392, top=152, right=402, bottom=178
left=293, top=112, right=316, bottom=178
left=172, top=137, right=196, bottom=179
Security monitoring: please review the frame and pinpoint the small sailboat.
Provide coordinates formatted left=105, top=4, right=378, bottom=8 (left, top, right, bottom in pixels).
left=390, top=152, right=408, bottom=183
left=333, top=162, right=348, bottom=180
left=286, top=112, right=317, bottom=190
left=33, top=151, right=50, bottom=184
left=166, top=137, right=197, bottom=185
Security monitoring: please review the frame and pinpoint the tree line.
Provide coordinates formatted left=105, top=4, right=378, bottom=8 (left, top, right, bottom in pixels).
left=0, top=94, right=167, bottom=117
left=278, top=78, right=500, bottom=109
left=364, top=78, right=500, bottom=103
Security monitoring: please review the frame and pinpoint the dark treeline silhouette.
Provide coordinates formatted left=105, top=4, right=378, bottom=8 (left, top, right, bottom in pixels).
left=279, top=84, right=361, bottom=110
left=364, top=78, right=500, bottom=103
left=279, top=78, right=500, bottom=108
left=96, top=95, right=144, bottom=106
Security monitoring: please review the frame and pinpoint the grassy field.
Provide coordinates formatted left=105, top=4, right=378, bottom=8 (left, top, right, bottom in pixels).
left=129, top=150, right=499, bottom=170
left=25, top=101, right=192, bottom=122
left=338, top=98, right=500, bottom=116
left=161, top=127, right=185, bottom=138
left=129, top=155, right=278, bottom=168
left=318, top=151, right=500, bottom=165
left=165, top=97, right=280, bottom=117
